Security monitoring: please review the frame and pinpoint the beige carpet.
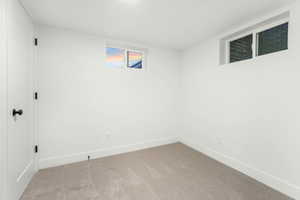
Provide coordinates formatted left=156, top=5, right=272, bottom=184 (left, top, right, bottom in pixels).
left=21, top=143, right=293, bottom=200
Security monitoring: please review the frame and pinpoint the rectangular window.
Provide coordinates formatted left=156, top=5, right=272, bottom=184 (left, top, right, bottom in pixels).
left=230, top=34, right=253, bottom=63
left=106, top=47, right=144, bottom=69
left=127, top=51, right=143, bottom=69
left=257, top=22, right=288, bottom=56
left=228, top=21, right=288, bottom=64
left=221, top=12, right=290, bottom=65
left=106, top=47, right=125, bottom=68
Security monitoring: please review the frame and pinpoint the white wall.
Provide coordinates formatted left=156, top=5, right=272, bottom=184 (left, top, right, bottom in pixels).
left=36, top=25, right=181, bottom=168
left=181, top=2, right=300, bottom=199
left=29, top=3, right=300, bottom=200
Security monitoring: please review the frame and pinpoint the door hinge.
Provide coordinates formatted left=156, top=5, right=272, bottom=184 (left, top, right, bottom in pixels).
left=34, top=92, right=38, bottom=100
left=34, top=38, right=38, bottom=46
left=34, top=145, right=38, bottom=153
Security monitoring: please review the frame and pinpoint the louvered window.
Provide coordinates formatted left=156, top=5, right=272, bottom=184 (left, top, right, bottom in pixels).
left=230, top=34, right=253, bottom=63
left=226, top=20, right=289, bottom=64
left=257, top=22, right=288, bottom=56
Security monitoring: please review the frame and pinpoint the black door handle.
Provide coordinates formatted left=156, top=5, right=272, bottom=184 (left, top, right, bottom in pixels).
left=12, top=109, right=23, bottom=117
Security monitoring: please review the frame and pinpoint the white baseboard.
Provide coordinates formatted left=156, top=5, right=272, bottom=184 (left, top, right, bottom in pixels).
left=180, top=138, right=300, bottom=200
left=17, top=160, right=35, bottom=200
left=39, top=137, right=178, bottom=169
left=17, top=160, right=34, bottom=183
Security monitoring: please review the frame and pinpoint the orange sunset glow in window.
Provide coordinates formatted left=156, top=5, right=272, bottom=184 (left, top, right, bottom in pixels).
left=127, top=51, right=143, bottom=69
left=106, top=47, right=125, bottom=68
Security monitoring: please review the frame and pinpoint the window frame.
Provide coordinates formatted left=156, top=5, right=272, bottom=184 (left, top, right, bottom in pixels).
left=105, top=45, right=146, bottom=70
left=126, top=49, right=145, bottom=69
left=226, top=32, right=254, bottom=64
left=225, top=17, right=289, bottom=64
left=105, top=46, right=126, bottom=68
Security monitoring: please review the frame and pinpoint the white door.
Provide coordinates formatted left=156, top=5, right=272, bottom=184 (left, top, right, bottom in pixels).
left=6, top=0, right=35, bottom=199
left=0, top=0, right=8, bottom=198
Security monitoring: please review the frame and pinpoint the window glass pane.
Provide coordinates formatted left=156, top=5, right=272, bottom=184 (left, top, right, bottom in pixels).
left=230, top=34, right=253, bottom=63
left=106, top=47, right=125, bottom=68
left=257, top=22, right=288, bottom=56
left=127, top=51, right=143, bottom=69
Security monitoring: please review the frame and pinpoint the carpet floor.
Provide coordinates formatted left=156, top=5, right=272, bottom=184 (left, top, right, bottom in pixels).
left=21, top=143, right=293, bottom=200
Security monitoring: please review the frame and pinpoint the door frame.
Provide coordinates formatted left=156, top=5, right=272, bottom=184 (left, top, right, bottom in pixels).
left=0, top=0, right=8, bottom=199
left=33, top=30, right=39, bottom=171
